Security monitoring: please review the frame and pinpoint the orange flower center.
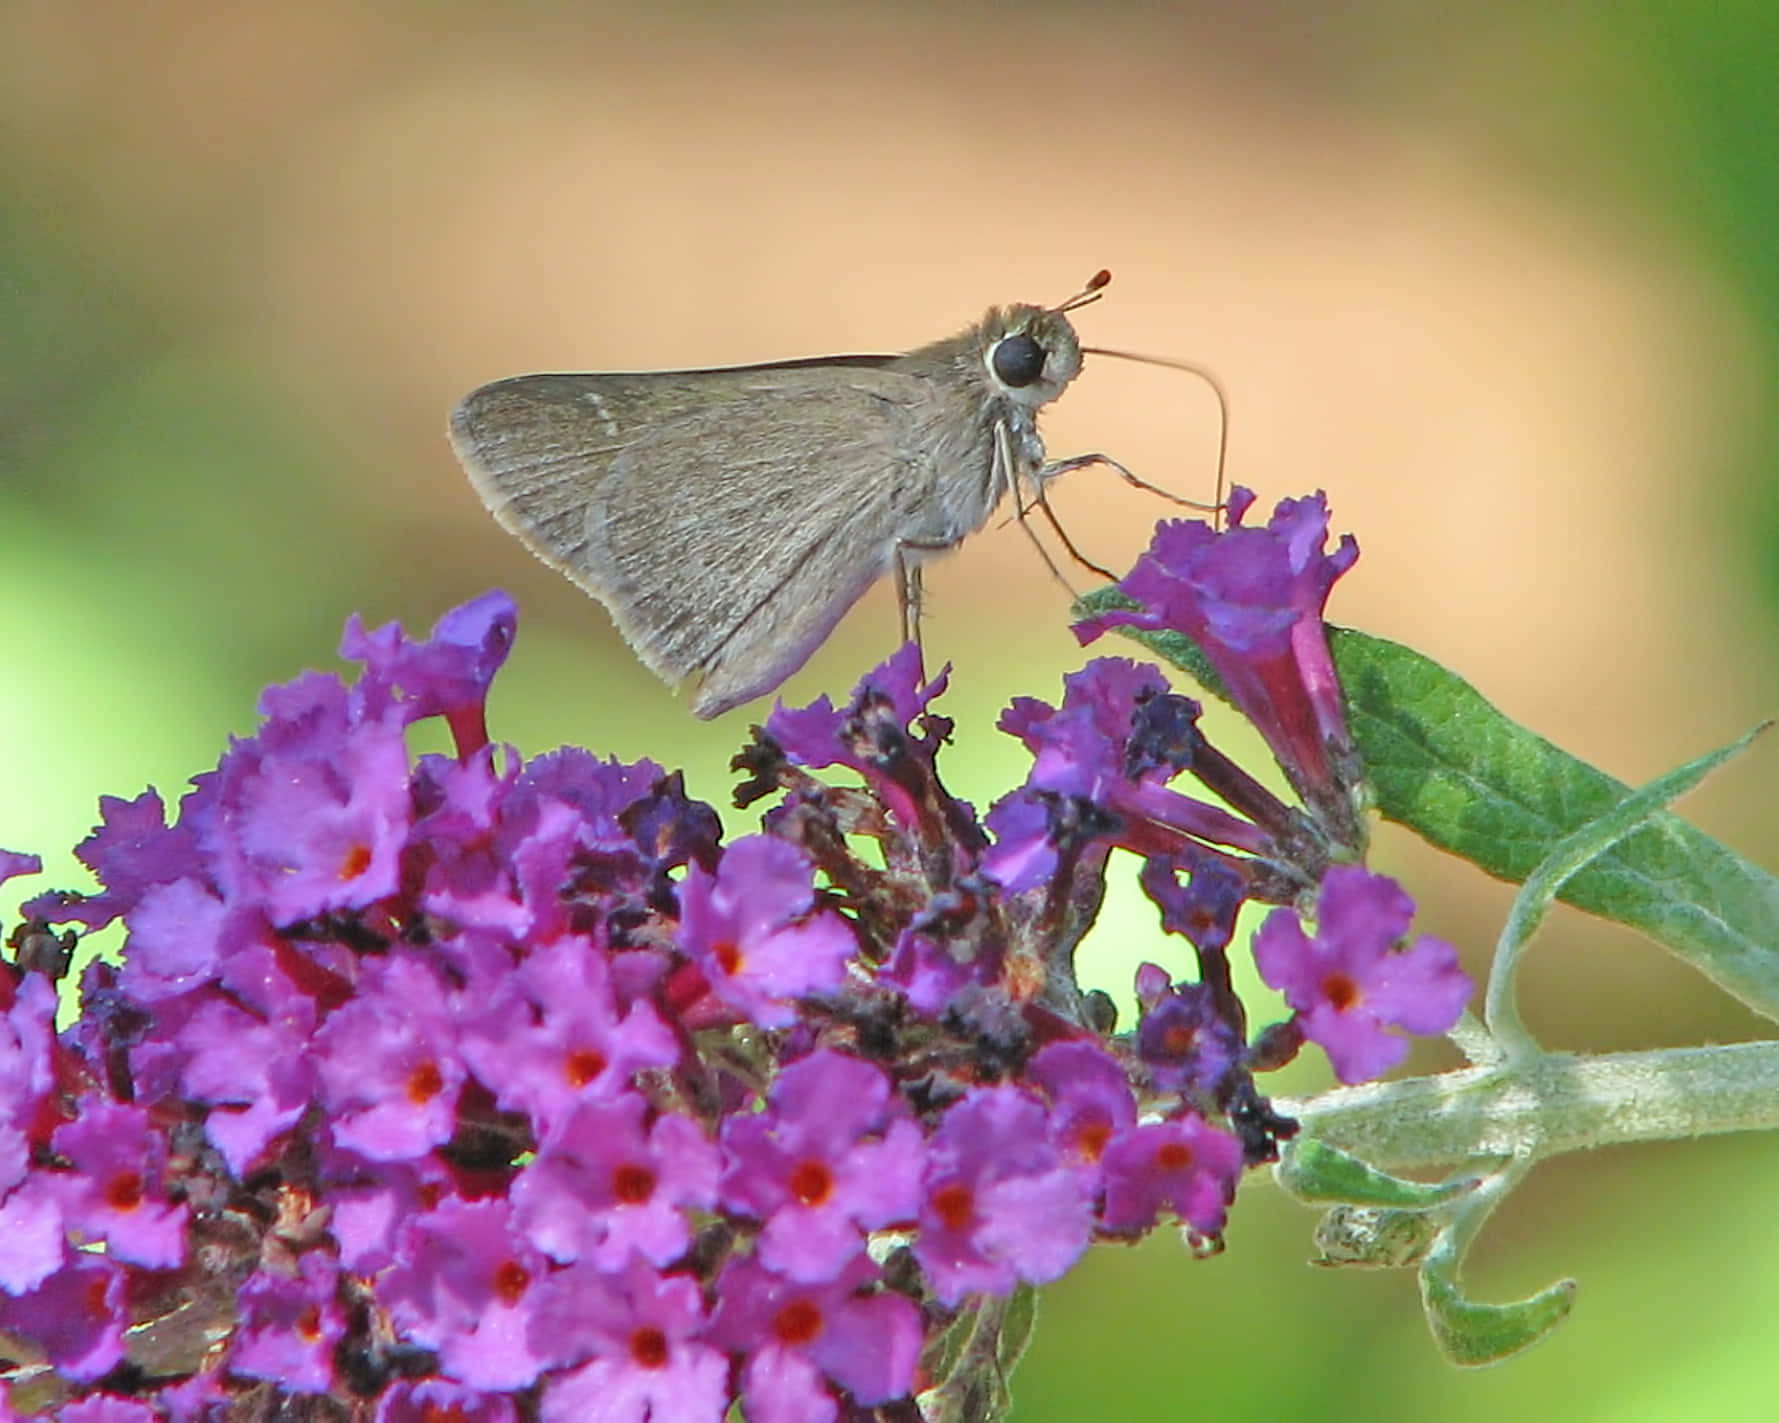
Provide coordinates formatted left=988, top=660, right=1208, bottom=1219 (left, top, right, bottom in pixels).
left=565, top=1047, right=608, bottom=1087
left=931, top=1182, right=975, bottom=1231
left=613, top=1163, right=657, bottom=1205
left=788, top=1159, right=834, bottom=1207
left=105, top=1171, right=144, bottom=1211
left=407, top=1060, right=445, bottom=1104
left=1075, top=1120, right=1113, bottom=1162
left=1322, top=972, right=1360, bottom=1013
left=630, top=1326, right=670, bottom=1368
left=1156, top=1140, right=1195, bottom=1173
left=493, top=1259, right=530, bottom=1305
left=774, top=1298, right=824, bottom=1347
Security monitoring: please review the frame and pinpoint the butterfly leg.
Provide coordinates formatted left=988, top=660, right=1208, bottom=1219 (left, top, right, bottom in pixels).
left=1020, top=448, right=1228, bottom=582
left=1026, top=481, right=1118, bottom=583
left=1036, top=451, right=1220, bottom=513
left=894, top=547, right=924, bottom=650
left=994, top=425, right=1112, bottom=590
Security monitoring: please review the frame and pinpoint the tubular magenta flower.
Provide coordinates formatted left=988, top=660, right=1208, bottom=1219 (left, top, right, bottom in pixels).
left=1077, top=487, right=1359, bottom=830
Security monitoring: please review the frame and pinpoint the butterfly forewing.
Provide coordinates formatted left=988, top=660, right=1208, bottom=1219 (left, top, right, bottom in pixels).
left=451, top=365, right=949, bottom=716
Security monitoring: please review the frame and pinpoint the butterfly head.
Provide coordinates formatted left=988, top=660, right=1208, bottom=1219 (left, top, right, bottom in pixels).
left=977, top=304, right=1086, bottom=409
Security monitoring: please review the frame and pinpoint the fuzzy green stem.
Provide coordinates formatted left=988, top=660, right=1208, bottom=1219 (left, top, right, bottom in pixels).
left=1277, top=1039, right=1779, bottom=1171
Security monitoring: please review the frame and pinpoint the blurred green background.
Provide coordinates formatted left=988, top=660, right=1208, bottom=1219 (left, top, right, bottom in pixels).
left=5, top=3, right=1779, bottom=1418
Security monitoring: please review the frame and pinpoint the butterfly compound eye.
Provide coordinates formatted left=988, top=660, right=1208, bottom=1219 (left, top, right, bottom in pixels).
left=991, top=332, right=1047, bottom=388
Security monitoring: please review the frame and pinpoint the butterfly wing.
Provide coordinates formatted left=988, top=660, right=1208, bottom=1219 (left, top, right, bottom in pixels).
left=451, top=363, right=968, bottom=717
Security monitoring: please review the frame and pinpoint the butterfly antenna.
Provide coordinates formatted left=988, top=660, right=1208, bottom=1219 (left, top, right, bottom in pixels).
left=1054, top=268, right=1113, bottom=316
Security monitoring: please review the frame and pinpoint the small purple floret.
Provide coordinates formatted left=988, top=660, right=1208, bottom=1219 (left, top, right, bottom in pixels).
left=719, top=1050, right=924, bottom=1283
left=676, top=835, right=856, bottom=1028
left=914, top=1085, right=1094, bottom=1305
left=513, top=1093, right=719, bottom=1269
left=49, top=1099, right=189, bottom=1269
left=1253, top=865, right=1471, bottom=1083
left=1100, top=1113, right=1244, bottom=1237
left=1027, top=1040, right=1137, bottom=1176
left=379, top=1197, right=552, bottom=1391
left=710, top=1253, right=922, bottom=1413
left=1134, top=974, right=1242, bottom=1097
left=532, top=1261, right=729, bottom=1423
left=342, top=589, right=517, bottom=757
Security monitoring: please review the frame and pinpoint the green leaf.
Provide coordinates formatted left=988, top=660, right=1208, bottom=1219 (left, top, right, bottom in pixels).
left=1275, top=1138, right=1480, bottom=1208
left=996, top=1284, right=1040, bottom=1377
left=1331, top=628, right=1779, bottom=1023
left=1487, top=728, right=1767, bottom=1046
left=1420, top=1262, right=1577, bottom=1367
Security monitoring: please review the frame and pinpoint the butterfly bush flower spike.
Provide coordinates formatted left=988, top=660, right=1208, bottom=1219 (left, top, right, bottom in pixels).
left=0, top=486, right=1483, bottom=1416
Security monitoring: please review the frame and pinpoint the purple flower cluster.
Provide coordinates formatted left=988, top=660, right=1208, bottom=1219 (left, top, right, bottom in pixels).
left=0, top=491, right=1471, bottom=1418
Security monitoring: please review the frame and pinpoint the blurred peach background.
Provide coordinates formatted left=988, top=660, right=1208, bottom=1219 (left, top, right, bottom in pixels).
left=5, top=4, right=1779, bottom=1418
